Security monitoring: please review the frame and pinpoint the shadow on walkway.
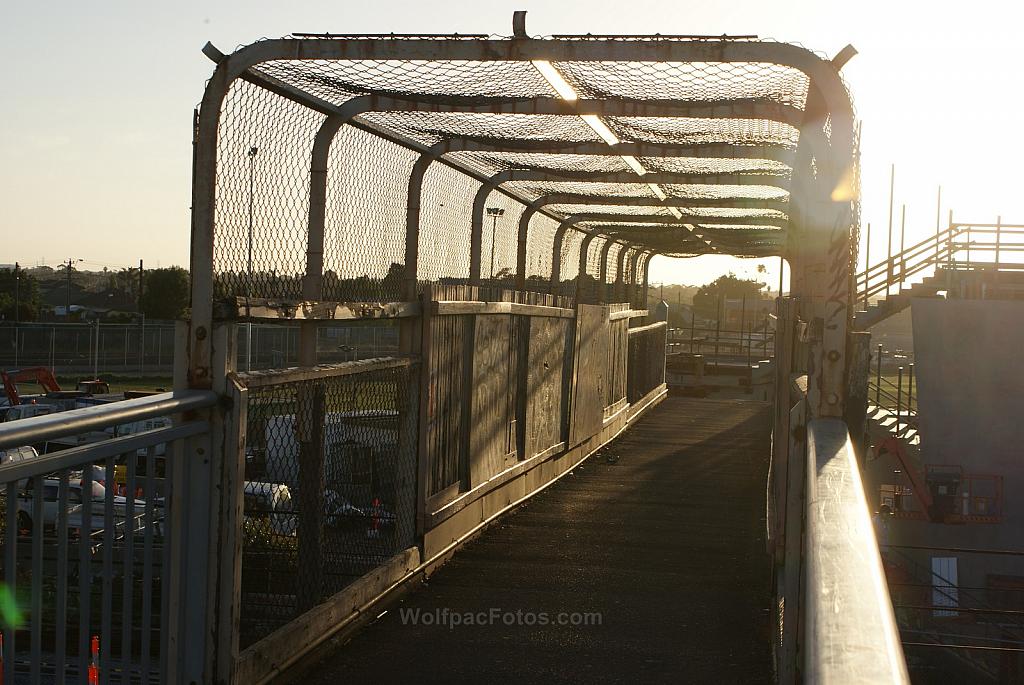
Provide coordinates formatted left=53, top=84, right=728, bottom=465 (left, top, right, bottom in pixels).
left=303, top=397, right=773, bottom=684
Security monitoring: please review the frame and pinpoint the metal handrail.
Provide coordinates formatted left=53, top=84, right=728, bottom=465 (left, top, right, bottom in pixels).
left=804, top=418, right=910, bottom=683
left=0, top=390, right=218, bottom=450
left=857, top=228, right=956, bottom=305
left=869, top=344, right=916, bottom=434
left=858, top=220, right=1024, bottom=307
left=0, top=421, right=209, bottom=482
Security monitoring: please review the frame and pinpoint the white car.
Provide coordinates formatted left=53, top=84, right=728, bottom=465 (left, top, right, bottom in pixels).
left=244, top=481, right=297, bottom=537
left=2, top=404, right=59, bottom=423
left=0, top=445, right=39, bottom=466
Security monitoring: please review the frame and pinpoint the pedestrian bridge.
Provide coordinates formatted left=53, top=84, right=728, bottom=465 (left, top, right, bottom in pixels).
left=0, top=15, right=907, bottom=684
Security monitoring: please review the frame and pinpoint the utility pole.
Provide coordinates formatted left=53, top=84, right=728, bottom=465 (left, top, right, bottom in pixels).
left=13, top=261, right=19, bottom=367
left=139, top=259, right=145, bottom=377
left=64, top=258, right=81, bottom=319
left=14, top=261, right=19, bottom=323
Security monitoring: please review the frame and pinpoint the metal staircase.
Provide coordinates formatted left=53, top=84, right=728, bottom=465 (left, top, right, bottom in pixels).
left=854, top=220, right=1024, bottom=329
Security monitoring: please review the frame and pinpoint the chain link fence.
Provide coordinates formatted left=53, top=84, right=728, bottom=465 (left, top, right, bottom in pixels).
left=238, top=359, right=417, bottom=647
left=0, top=323, right=175, bottom=377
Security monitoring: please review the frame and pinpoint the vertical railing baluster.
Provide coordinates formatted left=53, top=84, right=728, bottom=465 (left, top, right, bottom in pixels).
left=4, top=482, right=15, bottom=685
left=101, top=457, right=115, bottom=684
left=140, top=445, right=155, bottom=683
left=875, top=344, right=883, bottom=406
left=56, top=469, right=69, bottom=685
left=31, top=473, right=44, bottom=684
left=995, top=216, right=1002, bottom=276
left=935, top=185, right=941, bottom=271
left=898, top=205, right=906, bottom=294
left=896, top=366, right=904, bottom=436
left=908, top=363, right=915, bottom=428
left=122, top=448, right=138, bottom=680
left=78, top=465, right=93, bottom=682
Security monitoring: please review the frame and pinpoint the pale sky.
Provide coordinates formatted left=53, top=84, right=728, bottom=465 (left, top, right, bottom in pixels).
left=3, top=1, right=1022, bottom=289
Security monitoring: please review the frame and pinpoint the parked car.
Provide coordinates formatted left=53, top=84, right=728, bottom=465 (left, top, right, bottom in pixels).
left=15, top=476, right=139, bottom=534
left=0, top=445, right=39, bottom=466
left=243, top=481, right=297, bottom=537
left=2, top=403, right=59, bottom=423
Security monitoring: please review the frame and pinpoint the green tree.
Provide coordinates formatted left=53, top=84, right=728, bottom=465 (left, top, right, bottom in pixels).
left=692, top=272, right=766, bottom=320
left=140, top=267, right=190, bottom=320
left=0, top=268, right=40, bottom=321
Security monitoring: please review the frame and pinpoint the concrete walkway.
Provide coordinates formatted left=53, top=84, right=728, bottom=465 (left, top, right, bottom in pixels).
left=303, top=397, right=773, bottom=684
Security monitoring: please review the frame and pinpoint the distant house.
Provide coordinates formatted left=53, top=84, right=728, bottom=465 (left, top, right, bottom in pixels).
left=42, top=286, right=139, bottom=320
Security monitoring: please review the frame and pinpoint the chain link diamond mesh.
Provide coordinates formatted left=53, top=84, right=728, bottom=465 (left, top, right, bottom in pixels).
left=239, top=361, right=417, bottom=647
left=214, top=80, right=326, bottom=300
left=323, top=126, right=418, bottom=301
left=206, top=35, right=854, bottom=313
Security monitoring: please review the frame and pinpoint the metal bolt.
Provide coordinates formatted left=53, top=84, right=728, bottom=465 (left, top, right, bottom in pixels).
left=827, top=392, right=839, bottom=405
left=195, top=326, right=207, bottom=340
left=827, top=350, right=840, bottom=362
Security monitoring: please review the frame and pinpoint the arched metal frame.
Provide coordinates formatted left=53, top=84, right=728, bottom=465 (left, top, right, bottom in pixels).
left=191, top=34, right=857, bottom=421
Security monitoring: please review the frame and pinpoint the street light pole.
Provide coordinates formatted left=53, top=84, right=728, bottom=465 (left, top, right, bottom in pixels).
left=247, top=146, right=259, bottom=372
left=486, top=207, right=505, bottom=282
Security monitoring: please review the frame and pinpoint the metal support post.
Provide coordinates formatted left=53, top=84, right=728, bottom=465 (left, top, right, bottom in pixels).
left=875, top=343, right=883, bottom=406
left=887, top=164, right=895, bottom=294
left=995, top=215, right=1002, bottom=277
left=898, top=205, right=906, bottom=294
left=863, top=222, right=870, bottom=309
left=598, top=239, right=613, bottom=304
left=896, top=366, right=903, bottom=435
left=844, top=332, right=871, bottom=459
left=907, top=363, right=914, bottom=425
left=469, top=182, right=493, bottom=285
left=515, top=203, right=540, bottom=292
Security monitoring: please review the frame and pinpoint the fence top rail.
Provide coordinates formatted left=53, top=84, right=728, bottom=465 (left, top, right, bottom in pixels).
left=951, top=222, right=1024, bottom=230
left=235, top=356, right=413, bottom=388
left=804, top=418, right=909, bottom=684
left=0, top=390, right=217, bottom=451
left=627, top=321, right=667, bottom=336
left=432, top=300, right=575, bottom=319
left=0, top=420, right=209, bottom=483
left=609, top=308, right=650, bottom=321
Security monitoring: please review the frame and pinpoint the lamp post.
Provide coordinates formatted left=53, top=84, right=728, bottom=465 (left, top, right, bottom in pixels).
left=486, top=207, right=505, bottom=282
left=246, top=146, right=259, bottom=372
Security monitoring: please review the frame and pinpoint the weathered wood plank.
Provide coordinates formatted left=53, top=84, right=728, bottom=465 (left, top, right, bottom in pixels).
left=570, top=305, right=609, bottom=445
left=433, top=301, right=575, bottom=318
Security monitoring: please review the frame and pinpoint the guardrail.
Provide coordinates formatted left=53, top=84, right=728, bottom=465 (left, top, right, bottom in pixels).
left=770, top=353, right=909, bottom=682
left=667, top=324, right=775, bottom=365
left=627, top=321, right=666, bottom=402
left=804, top=419, right=909, bottom=683
left=0, top=390, right=216, bottom=684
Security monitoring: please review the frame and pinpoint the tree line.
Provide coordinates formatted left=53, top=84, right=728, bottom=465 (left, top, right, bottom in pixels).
left=0, top=266, right=190, bottom=322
